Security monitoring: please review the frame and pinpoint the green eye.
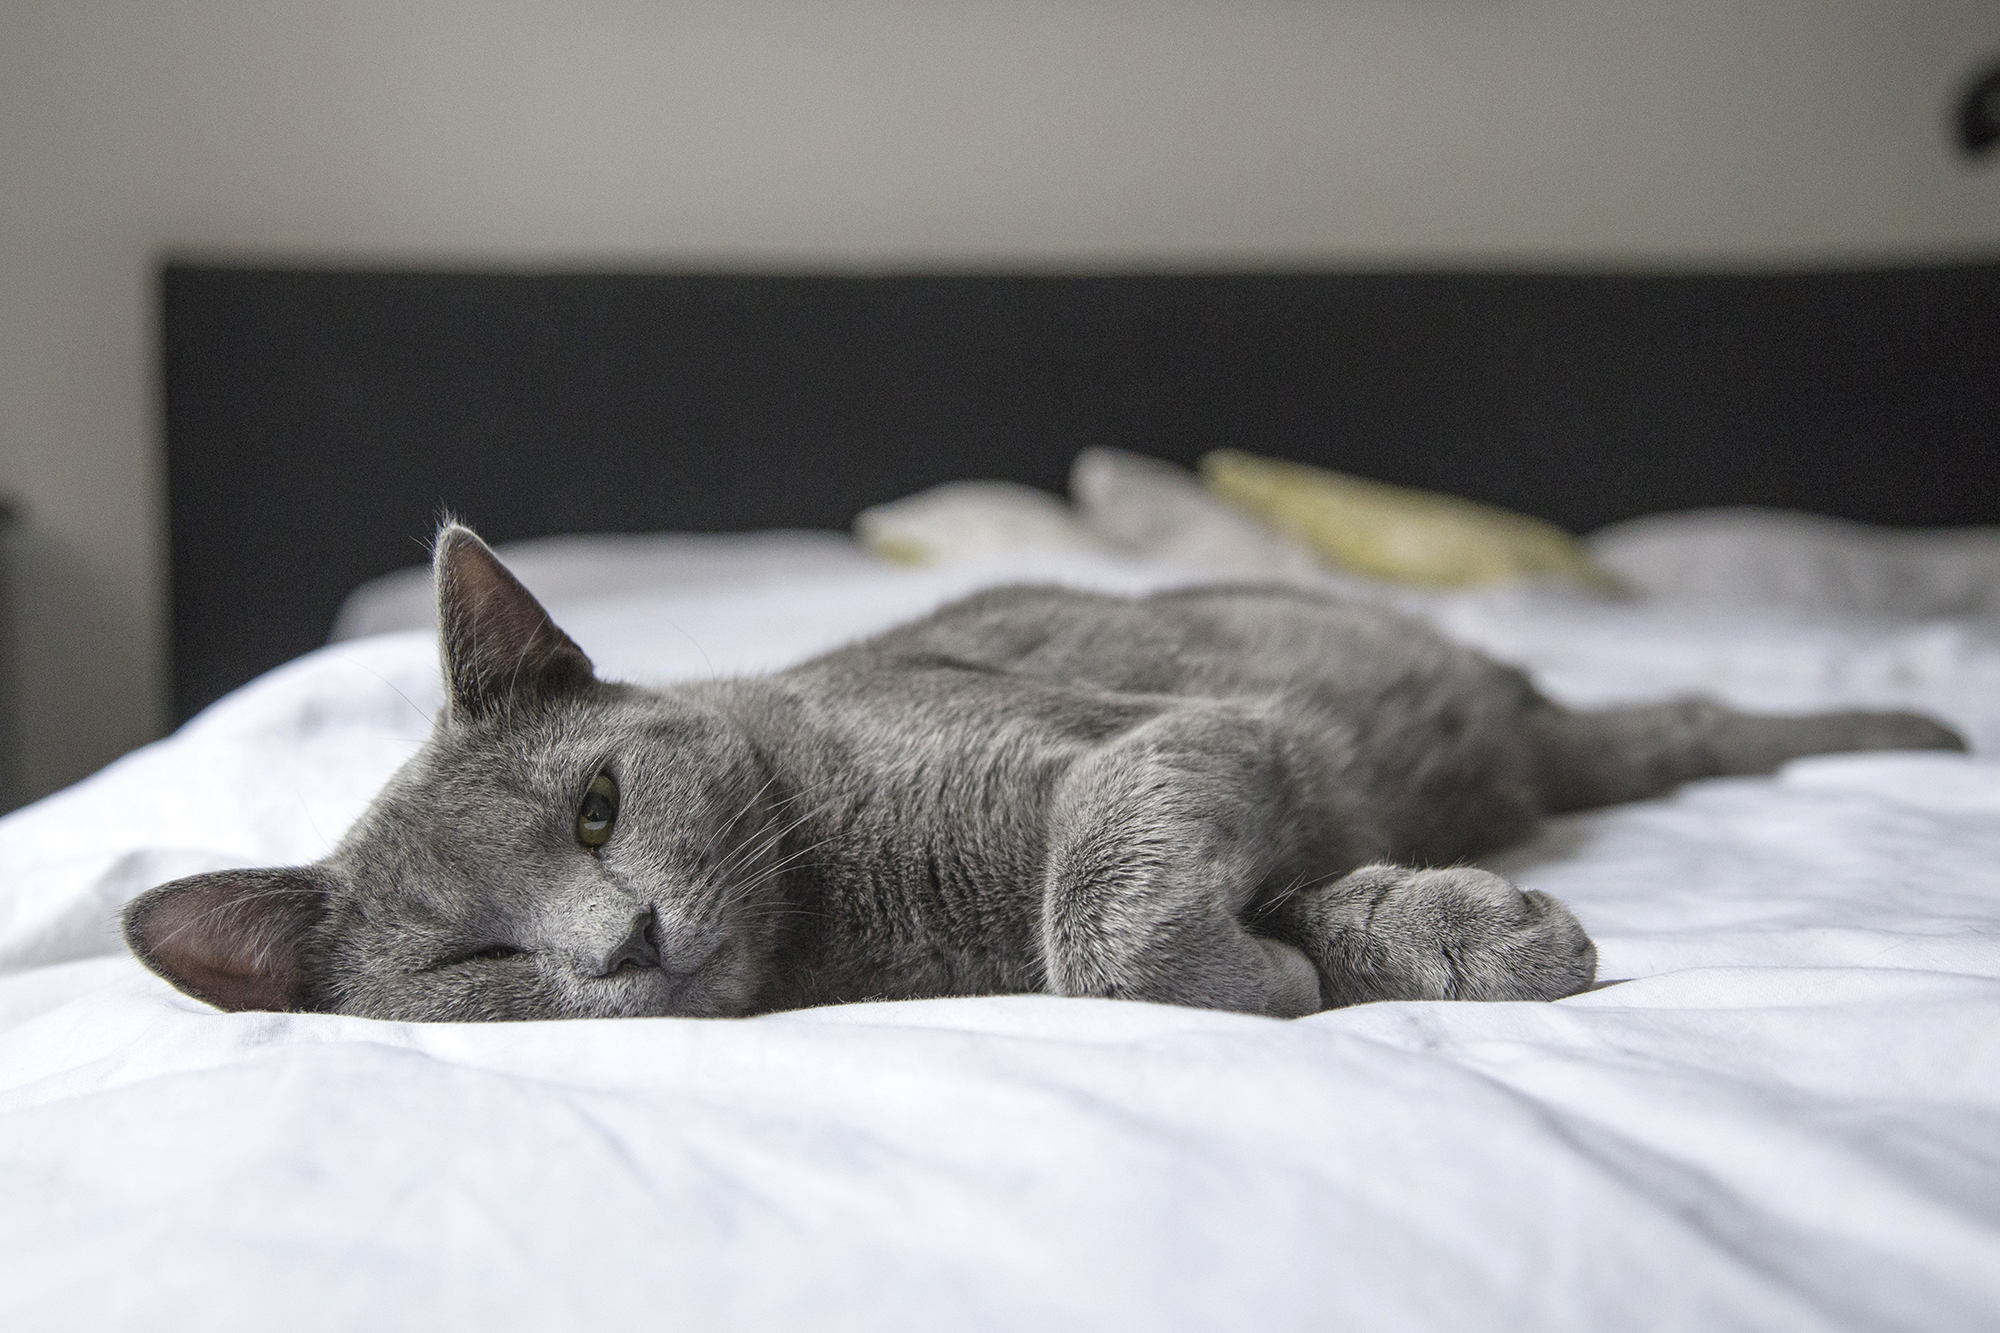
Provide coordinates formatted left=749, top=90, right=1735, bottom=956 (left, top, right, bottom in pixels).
left=577, top=771, right=619, bottom=849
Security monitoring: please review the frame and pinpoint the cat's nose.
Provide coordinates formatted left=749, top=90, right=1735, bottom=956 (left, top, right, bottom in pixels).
left=597, top=907, right=661, bottom=976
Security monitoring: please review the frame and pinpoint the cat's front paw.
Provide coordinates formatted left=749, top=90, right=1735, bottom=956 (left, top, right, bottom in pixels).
left=1301, top=865, right=1597, bottom=1006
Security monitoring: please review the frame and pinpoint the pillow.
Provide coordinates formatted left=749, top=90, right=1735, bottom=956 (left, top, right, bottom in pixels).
left=1199, top=450, right=1616, bottom=592
left=853, top=481, right=1107, bottom=564
left=1068, top=448, right=1329, bottom=580
left=330, top=531, right=880, bottom=641
left=1588, top=508, right=2000, bottom=616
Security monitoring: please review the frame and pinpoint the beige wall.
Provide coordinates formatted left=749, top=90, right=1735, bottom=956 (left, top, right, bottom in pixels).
left=2, top=0, right=1998, bottom=805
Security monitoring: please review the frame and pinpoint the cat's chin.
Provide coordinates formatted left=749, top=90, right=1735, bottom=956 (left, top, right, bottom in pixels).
left=628, top=995, right=752, bottom=1019
left=592, top=960, right=757, bottom=1020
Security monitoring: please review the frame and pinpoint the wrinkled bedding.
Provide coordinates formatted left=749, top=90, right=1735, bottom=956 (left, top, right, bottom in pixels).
left=3, top=550, right=1997, bottom=1331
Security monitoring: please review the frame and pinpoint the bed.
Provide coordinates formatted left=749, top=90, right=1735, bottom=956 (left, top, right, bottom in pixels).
left=3, top=265, right=1998, bottom=1329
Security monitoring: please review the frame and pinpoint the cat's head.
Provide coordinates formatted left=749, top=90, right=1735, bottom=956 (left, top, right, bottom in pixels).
left=123, top=524, right=791, bottom=1021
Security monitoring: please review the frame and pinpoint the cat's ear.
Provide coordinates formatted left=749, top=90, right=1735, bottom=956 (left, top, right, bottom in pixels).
left=122, top=867, right=333, bottom=1012
left=433, top=522, right=594, bottom=722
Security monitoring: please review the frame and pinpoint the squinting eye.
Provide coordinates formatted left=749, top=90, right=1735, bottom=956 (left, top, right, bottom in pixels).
left=576, top=771, right=619, bottom=849
left=430, top=943, right=525, bottom=970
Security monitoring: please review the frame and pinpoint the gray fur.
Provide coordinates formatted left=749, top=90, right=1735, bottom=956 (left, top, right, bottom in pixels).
left=123, top=525, right=1968, bottom=1021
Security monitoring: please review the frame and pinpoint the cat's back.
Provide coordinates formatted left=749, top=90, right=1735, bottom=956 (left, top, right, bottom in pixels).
left=800, top=582, right=1497, bottom=710
left=730, top=584, right=1532, bottom=1003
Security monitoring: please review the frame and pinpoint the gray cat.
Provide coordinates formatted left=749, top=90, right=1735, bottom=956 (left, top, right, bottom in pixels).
left=124, top=525, right=1965, bottom=1021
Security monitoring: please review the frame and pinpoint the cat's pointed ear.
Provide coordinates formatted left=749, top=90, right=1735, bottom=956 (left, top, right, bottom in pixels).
left=433, top=523, right=594, bottom=722
left=122, top=867, right=333, bottom=1012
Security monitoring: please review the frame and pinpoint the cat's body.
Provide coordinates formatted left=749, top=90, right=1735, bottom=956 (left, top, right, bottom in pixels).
left=125, top=527, right=1966, bottom=1021
left=741, top=581, right=1564, bottom=1014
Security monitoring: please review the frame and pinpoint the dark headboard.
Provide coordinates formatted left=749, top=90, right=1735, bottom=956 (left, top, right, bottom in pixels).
left=163, top=262, right=2000, bottom=723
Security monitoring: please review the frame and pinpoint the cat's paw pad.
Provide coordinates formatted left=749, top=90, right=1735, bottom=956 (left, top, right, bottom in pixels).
left=1329, top=865, right=1597, bottom=1004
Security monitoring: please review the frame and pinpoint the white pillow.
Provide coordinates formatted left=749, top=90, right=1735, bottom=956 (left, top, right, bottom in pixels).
left=1068, top=448, right=1328, bottom=580
left=1588, top=508, right=2000, bottom=616
left=854, top=481, right=1109, bottom=564
left=330, top=531, right=880, bottom=641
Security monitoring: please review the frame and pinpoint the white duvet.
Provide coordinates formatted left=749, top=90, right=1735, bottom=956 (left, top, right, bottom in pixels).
left=3, top=550, right=1997, bottom=1331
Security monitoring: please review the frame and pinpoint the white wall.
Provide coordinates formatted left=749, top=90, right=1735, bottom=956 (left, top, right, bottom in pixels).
left=2, top=0, right=1998, bottom=805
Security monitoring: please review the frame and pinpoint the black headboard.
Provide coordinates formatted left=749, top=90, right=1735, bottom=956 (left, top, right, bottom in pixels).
left=163, top=262, right=2000, bottom=723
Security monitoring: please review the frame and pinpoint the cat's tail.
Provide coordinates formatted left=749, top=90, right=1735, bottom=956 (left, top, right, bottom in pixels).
left=1525, top=697, right=1967, bottom=813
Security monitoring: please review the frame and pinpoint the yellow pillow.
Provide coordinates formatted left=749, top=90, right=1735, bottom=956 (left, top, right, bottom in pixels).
left=1199, top=450, right=1616, bottom=591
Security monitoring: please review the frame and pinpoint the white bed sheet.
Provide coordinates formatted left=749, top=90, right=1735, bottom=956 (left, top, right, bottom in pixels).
left=3, top=551, right=1998, bottom=1331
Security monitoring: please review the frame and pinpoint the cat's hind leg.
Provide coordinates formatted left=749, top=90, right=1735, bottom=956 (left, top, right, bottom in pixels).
left=1525, top=698, right=1966, bottom=813
left=1261, top=864, right=1598, bottom=1006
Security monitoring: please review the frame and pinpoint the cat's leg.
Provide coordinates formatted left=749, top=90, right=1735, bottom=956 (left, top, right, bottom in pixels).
left=1525, top=697, right=1967, bottom=813
left=1040, top=707, right=1326, bottom=1018
left=1260, top=864, right=1597, bottom=1006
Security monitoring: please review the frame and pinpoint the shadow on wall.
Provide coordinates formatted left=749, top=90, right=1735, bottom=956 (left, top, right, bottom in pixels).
left=0, top=501, right=15, bottom=812
left=0, top=510, right=155, bottom=813
left=1959, top=59, right=2000, bottom=158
